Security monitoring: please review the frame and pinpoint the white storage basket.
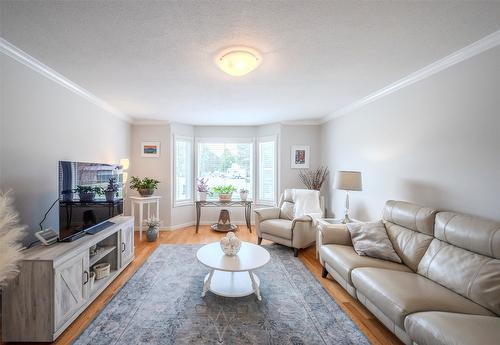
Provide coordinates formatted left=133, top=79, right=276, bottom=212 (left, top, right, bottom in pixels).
left=93, top=263, right=110, bottom=280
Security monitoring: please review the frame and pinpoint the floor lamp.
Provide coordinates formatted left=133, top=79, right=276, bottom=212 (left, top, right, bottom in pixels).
left=333, top=171, right=362, bottom=223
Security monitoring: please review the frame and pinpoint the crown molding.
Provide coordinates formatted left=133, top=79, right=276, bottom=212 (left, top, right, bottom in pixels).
left=0, top=37, right=131, bottom=123
left=280, top=119, right=323, bottom=126
left=322, top=29, right=500, bottom=123
left=132, top=119, right=170, bottom=126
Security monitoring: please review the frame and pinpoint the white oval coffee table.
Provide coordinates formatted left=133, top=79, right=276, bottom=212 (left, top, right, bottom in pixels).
left=196, top=242, right=270, bottom=300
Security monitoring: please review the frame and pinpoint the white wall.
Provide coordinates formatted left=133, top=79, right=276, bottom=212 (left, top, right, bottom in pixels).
left=0, top=55, right=131, bottom=242
left=321, top=46, right=500, bottom=222
left=130, top=122, right=323, bottom=228
left=280, top=124, right=322, bottom=193
left=129, top=124, right=171, bottom=227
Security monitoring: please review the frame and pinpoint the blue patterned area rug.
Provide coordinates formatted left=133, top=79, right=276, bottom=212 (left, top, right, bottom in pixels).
left=74, top=244, right=369, bottom=345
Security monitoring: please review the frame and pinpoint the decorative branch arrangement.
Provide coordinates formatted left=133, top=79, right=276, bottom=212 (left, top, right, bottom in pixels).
left=0, top=190, right=27, bottom=285
left=298, top=166, right=329, bottom=190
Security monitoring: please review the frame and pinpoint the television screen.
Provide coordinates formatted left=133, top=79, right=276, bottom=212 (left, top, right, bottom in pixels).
left=58, top=161, right=124, bottom=241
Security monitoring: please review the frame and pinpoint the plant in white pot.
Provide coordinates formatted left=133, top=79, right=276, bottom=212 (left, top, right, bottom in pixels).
left=197, top=178, right=210, bottom=201
left=0, top=190, right=27, bottom=286
left=144, top=218, right=161, bottom=242
left=212, top=185, right=236, bottom=201
left=239, top=188, right=249, bottom=201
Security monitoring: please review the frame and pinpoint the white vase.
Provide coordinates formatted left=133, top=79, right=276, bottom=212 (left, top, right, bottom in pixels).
left=239, top=192, right=248, bottom=201
left=220, top=232, right=241, bottom=256
left=198, top=191, right=207, bottom=201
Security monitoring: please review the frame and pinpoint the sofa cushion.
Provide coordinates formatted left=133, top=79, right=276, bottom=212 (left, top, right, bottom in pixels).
left=418, top=238, right=500, bottom=315
left=347, top=221, right=402, bottom=263
left=405, top=312, right=500, bottom=345
left=259, top=219, right=292, bottom=239
left=351, top=268, right=494, bottom=328
left=382, top=200, right=438, bottom=235
left=384, top=222, right=433, bottom=271
left=279, top=201, right=294, bottom=220
left=283, top=189, right=294, bottom=202
left=434, top=212, right=500, bottom=259
left=319, top=245, right=411, bottom=284
left=382, top=201, right=437, bottom=271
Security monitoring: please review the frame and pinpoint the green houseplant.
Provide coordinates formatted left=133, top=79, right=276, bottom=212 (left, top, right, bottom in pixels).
left=212, top=185, right=237, bottom=201
left=144, top=218, right=161, bottom=242
left=74, top=186, right=104, bottom=202
left=130, top=176, right=160, bottom=197
left=104, top=177, right=120, bottom=202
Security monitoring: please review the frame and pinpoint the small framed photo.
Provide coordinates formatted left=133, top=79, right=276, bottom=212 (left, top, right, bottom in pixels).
left=141, top=141, right=160, bottom=158
left=291, top=145, right=310, bottom=169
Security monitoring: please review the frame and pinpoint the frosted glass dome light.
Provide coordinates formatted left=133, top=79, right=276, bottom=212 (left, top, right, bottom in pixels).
left=217, top=47, right=261, bottom=76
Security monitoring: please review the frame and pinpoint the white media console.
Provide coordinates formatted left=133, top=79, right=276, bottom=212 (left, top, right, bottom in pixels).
left=2, top=215, right=134, bottom=342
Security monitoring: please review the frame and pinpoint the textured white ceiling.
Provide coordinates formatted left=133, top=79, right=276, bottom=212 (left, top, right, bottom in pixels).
left=2, top=1, right=500, bottom=125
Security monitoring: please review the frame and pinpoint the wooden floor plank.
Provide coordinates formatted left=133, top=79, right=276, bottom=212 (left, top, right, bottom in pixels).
left=2, top=225, right=402, bottom=345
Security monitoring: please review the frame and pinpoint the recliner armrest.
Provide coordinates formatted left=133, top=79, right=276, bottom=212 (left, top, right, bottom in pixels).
left=254, top=207, right=280, bottom=222
left=319, top=224, right=352, bottom=246
left=291, top=215, right=312, bottom=228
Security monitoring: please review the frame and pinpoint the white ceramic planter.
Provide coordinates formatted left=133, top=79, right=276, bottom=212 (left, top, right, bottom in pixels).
left=198, top=191, right=207, bottom=201
left=239, top=192, right=248, bottom=201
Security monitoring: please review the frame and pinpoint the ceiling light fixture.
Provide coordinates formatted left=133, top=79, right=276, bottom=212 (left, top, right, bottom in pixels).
left=216, top=47, right=261, bottom=76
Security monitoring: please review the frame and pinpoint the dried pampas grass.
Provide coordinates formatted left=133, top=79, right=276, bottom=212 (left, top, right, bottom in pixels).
left=298, top=166, right=330, bottom=191
left=0, top=190, right=27, bottom=285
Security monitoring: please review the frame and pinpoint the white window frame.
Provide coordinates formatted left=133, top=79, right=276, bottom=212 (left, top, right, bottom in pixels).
left=195, top=137, right=255, bottom=200
left=256, top=135, right=278, bottom=206
left=173, top=135, right=194, bottom=207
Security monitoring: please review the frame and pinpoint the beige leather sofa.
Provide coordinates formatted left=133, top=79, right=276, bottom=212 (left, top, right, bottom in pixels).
left=255, top=189, right=323, bottom=257
left=319, top=200, right=500, bottom=345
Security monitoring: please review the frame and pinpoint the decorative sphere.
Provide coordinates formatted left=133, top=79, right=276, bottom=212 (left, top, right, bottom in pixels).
left=220, top=232, right=241, bottom=256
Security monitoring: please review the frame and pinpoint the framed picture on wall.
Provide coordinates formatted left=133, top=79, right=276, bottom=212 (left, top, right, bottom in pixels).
left=141, top=141, right=161, bottom=158
left=291, top=145, right=310, bottom=169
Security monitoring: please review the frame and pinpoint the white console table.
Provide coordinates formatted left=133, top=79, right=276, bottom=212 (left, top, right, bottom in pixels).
left=130, top=196, right=161, bottom=240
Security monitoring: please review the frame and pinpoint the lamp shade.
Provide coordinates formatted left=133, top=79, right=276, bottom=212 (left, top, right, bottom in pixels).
left=333, top=171, right=362, bottom=191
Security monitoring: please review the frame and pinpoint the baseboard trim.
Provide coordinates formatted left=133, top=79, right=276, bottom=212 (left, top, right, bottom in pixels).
left=134, top=220, right=252, bottom=232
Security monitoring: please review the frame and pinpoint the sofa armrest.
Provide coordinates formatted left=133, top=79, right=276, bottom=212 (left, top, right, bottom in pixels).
left=254, top=207, right=280, bottom=222
left=318, top=224, right=352, bottom=246
left=291, top=215, right=312, bottom=228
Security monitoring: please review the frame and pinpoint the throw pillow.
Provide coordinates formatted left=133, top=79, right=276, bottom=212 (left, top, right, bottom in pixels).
left=280, top=201, right=295, bottom=220
left=347, top=221, right=402, bottom=263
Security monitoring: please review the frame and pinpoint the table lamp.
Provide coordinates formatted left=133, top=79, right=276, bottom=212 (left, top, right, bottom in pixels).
left=333, top=171, right=362, bottom=223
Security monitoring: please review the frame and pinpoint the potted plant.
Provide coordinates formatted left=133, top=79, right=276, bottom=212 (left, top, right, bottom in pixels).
left=239, top=188, right=249, bottom=201
left=105, top=177, right=119, bottom=202
left=130, top=176, right=160, bottom=197
left=74, top=186, right=104, bottom=202
left=145, top=217, right=161, bottom=242
left=212, top=185, right=236, bottom=201
left=61, top=189, right=74, bottom=202
left=197, top=178, right=210, bottom=201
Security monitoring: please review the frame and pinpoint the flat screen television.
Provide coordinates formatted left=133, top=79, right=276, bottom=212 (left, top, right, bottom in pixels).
left=58, top=161, right=124, bottom=241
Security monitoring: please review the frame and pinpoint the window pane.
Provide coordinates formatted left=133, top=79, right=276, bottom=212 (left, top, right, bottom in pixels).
left=197, top=142, right=253, bottom=199
left=175, top=139, right=192, bottom=201
left=259, top=141, right=275, bottom=202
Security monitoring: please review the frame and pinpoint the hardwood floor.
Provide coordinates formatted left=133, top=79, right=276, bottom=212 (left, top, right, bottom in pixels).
left=4, top=226, right=402, bottom=345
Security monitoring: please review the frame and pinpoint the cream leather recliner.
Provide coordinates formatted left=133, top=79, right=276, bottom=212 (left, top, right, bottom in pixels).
left=319, top=200, right=500, bottom=345
left=254, top=189, right=323, bottom=257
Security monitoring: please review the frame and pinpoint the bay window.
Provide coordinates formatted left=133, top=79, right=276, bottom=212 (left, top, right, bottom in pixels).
left=258, top=136, right=277, bottom=204
left=174, top=136, right=193, bottom=204
left=196, top=140, right=253, bottom=200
